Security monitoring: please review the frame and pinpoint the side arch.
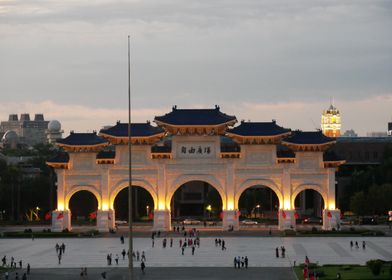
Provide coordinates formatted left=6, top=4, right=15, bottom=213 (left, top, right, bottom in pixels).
left=167, top=174, right=226, bottom=210
left=65, top=185, right=101, bottom=210
left=235, top=179, right=283, bottom=209
left=109, top=179, right=158, bottom=210
left=291, top=183, right=327, bottom=209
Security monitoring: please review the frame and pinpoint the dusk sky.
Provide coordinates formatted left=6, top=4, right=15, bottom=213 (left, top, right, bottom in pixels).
left=1, top=0, right=391, bottom=136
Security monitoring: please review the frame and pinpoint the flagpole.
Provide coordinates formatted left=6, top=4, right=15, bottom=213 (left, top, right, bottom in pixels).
left=127, top=35, right=134, bottom=278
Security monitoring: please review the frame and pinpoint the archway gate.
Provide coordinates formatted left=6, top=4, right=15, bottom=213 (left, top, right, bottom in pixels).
left=47, top=107, right=344, bottom=232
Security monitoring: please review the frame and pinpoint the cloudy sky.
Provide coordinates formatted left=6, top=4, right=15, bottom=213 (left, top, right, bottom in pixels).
left=1, top=0, right=391, bottom=136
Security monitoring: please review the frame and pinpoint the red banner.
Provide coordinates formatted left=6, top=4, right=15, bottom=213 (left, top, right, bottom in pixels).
left=281, top=210, right=286, bottom=219
left=45, top=212, right=52, bottom=221
left=294, top=212, right=299, bottom=220
left=107, top=213, right=111, bottom=220
left=57, top=212, right=64, bottom=220
left=327, top=211, right=332, bottom=219
left=89, top=211, right=97, bottom=219
left=219, top=212, right=224, bottom=219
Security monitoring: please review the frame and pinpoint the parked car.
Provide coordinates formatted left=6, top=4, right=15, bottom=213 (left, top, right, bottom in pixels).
left=183, top=219, right=201, bottom=225
left=241, top=219, right=258, bottom=225
left=115, top=220, right=127, bottom=225
left=302, top=217, right=322, bottom=225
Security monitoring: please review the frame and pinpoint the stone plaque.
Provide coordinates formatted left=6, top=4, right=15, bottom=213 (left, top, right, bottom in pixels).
left=177, top=143, right=215, bottom=158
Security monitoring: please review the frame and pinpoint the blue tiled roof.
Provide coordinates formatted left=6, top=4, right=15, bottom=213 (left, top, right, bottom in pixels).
left=100, top=122, right=164, bottom=137
left=276, top=145, right=295, bottom=158
left=323, top=150, right=344, bottom=161
left=57, top=132, right=108, bottom=146
left=154, top=105, right=237, bottom=126
left=283, top=131, right=335, bottom=145
left=227, top=121, right=290, bottom=136
left=96, top=150, right=115, bottom=159
left=47, top=151, right=69, bottom=163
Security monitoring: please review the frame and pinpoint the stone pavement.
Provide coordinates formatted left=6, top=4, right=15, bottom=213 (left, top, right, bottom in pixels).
left=2, top=267, right=296, bottom=280
left=0, top=237, right=391, bottom=269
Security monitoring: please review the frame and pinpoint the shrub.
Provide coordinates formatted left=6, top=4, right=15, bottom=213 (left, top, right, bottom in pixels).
left=366, top=259, right=384, bottom=276
left=284, top=229, right=296, bottom=236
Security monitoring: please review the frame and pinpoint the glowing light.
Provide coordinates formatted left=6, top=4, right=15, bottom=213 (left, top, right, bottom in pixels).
left=227, top=201, right=234, bottom=211
left=206, top=205, right=212, bottom=211
left=328, top=202, right=335, bottom=210
left=57, top=202, right=64, bottom=211
left=158, top=202, right=165, bottom=210
left=102, top=203, right=109, bottom=211
left=283, top=200, right=291, bottom=210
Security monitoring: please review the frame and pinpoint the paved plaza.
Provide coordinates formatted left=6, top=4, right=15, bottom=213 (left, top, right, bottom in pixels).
left=3, top=267, right=296, bottom=280
left=0, top=237, right=391, bottom=269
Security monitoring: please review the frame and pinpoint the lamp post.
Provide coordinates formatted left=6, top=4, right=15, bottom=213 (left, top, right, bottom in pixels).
left=146, top=205, right=149, bottom=216
left=127, top=35, right=134, bottom=278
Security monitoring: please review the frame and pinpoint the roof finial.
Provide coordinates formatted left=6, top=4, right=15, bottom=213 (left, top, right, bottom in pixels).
left=215, top=105, right=220, bottom=110
left=172, top=105, right=177, bottom=111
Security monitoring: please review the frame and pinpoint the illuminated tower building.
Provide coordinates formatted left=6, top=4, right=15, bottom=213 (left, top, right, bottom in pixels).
left=321, top=103, right=341, bottom=137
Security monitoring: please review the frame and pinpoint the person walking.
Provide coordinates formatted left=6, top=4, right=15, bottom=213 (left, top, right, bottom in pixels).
left=120, top=235, right=124, bottom=244
left=181, top=247, right=185, bottom=255
left=245, top=256, right=248, bottom=269
left=136, top=251, right=140, bottom=262
left=141, top=251, right=146, bottom=262
left=27, top=263, right=30, bottom=275
left=122, top=249, right=126, bottom=260
left=350, top=240, right=353, bottom=249
left=170, top=238, right=173, bottom=247
left=362, top=241, right=366, bottom=250
left=115, top=254, right=119, bottom=265
left=192, top=246, right=195, bottom=255
left=275, top=247, right=279, bottom=258
left=141, top=261, right=146, bottom=274
left=19, top=260, right=22, bottom=269
left=61, top=243, right=66, bottom=254
left=58, top=253, right=62, bottom=265
left=233, top=257, right=237, bottom=269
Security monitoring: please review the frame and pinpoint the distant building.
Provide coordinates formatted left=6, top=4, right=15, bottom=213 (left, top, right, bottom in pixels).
left=342, top=129, right=357, bottom=137
left=321, top=104, right=341, bottom=137
left=388, top=122, right=392, bottom=136
left=0, top=113, right=50, bottom=146
left=366, top=131, right=388, bottom=137
left=46, top=120, right=64, bottom=144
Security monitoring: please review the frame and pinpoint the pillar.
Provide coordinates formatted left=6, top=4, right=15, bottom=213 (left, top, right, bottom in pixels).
left=97, top=209, right=115, bottom=232
left=222, top=210, right=239, bottom=230
left=322, top=209, right=341, bottom=230
left=153, top=210, right=171, bottom=231
left=51, top=210, right=71, bottom=232
left=278, top=209, right=296, bottom=230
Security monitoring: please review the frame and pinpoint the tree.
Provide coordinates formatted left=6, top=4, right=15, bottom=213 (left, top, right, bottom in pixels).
left=349, top=191, right=367, bottom=216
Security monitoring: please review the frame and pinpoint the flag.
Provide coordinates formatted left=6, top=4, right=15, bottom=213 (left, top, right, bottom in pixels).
left=148, top=212, right=153, bottom=220
left=89, top=211, right=97, bottom=219
left=107, top=213, right=111, bottom=220
left=327, top=211, right=332, bottom=219
left=236, top=210, right=241, bottom=218
left=281, top=210, right=286, bottom=219
left=57, top=212, right=64, bottom=220
left=45, top=212, right=52, bottom=221
left=294, top=212, right=300, bottom=220
left=219, top=212, right=224, bottom=219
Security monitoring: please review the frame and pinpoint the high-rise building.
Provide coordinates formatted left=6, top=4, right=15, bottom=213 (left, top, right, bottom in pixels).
left=321, top=104, right=341, bottom=137
left=0, top=113, right=49, bottom=146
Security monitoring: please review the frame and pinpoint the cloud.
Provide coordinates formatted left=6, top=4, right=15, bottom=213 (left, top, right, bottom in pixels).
left=0, top=96, right=391, bottom=136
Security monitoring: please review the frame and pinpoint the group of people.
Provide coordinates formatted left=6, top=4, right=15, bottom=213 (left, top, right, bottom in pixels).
left=55, top=243, right=66, bottom=265
left=233, top=256, right=249, bottom=269
left=350, top=240, right=366, bottom=250
left=179, top=237, right=201, bottom=255
left=275, top=246, right=286, bottom=258
left=214, top=238, right=226, bottom=250
left=1, top=255, right=30, bottom=280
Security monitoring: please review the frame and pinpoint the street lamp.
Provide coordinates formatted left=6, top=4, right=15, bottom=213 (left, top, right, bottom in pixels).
left=146, top=205, right=149, bottom=216
left=256, top=204, right=260, bottom=219
left=206, top=205, right=212, bottom=218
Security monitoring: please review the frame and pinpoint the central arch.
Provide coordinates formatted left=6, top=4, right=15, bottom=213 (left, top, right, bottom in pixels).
left=66, top=185, right=101, bottom=210
left=167, top=175, right=227, bottom=210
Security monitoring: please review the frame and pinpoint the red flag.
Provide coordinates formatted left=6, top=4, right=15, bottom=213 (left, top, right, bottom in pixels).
left=107, top=213, right=111, bottom=220
left=281, top=210, right=286, bottom=219
left=236, top=210, right=241, bottom=218
left=89, top=211, right=97, bottom=219
left=327, top=211, right=332, bottom=219
left=303, top=267, right=308, bottom=278
left=294, top=212, right=299, bottom=220
left=57, top=212, right=64, bottom=220
left=148, top=212, right=153, bottom=220
left=219, top=212, right=224, bottom=219
left=45, top=212, right=52, bottom=221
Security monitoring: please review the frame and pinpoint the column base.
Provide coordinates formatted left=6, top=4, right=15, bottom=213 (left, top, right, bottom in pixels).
left=278, top=210, right=296, bottom=230
left=97, top=210, right=115, bottom=232
left=322, top=209, right=341, bottom=230
left=51, top=210, right=71, bottom=232
left=222, top=210, right=239, bottom=231
left=153, top=210, right=171, bottom=231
